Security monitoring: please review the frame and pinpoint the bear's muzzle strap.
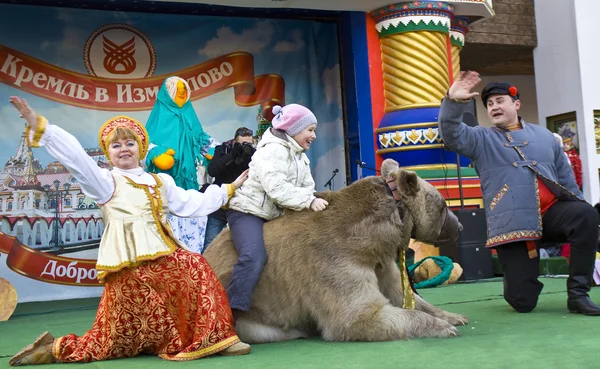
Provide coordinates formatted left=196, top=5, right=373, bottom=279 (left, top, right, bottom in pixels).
left=399, top=248, right=416, bottom=310
left=433, top=208, right=462, bottom=248
left=385, top=178, right=401, bottom=201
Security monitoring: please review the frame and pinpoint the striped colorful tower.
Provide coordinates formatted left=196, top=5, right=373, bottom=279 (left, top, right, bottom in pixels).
left=371, top=2, right=457, bottom=167
left=370, top=1, right=483, bottom=208
left=450, top=16, right=470, bottom=81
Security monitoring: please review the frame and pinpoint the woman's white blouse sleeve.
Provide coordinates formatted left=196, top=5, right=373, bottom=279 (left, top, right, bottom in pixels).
left=35, top=124, right=114, bottom=204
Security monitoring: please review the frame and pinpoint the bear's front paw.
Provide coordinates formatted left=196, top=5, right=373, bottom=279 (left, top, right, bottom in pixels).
left=429, top=317, right=461, bottom=338
left=443, top=312, right=469, bottom=326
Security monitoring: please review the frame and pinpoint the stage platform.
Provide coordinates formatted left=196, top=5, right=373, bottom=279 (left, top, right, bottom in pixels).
left=1, top=278, right=598, bottom=368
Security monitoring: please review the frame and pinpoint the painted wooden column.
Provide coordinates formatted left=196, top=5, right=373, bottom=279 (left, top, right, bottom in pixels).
left=370, top=2, right=463, bottom=169
left=450, top=16, right=470, bottom=82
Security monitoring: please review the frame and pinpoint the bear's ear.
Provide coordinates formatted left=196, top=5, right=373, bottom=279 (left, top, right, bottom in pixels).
left=397, top=170, right=420, bottom=197
left=381, top=159, right=399, bottom=179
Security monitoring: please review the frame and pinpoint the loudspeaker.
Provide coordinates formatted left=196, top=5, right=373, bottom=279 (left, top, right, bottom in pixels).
left=454, top=208, right=487, bottom=243
left=439, top=208, right=494, bottom=281
left=462, top=98, right=479, bottom=127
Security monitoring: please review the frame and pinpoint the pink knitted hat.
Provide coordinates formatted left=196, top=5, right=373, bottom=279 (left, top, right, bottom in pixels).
left=271, top=104, right=317, bottom=137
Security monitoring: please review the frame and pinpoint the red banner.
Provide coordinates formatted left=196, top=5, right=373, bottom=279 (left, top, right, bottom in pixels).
left=0, top=232, right=102, bottom=286
left=0, top=45, right=285, bottom=118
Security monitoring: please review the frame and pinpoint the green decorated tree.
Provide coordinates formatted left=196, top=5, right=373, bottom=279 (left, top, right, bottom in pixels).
left=255, top=106, right=272, bottom=141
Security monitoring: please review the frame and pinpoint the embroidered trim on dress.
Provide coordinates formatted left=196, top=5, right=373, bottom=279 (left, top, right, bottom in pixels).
left=123, top=173, right=179, bottom=250
left=485, top=230, right=542, bottom=247
left=53, top=336, right=63, bottom=360
left=533, top=169, right=581, bottom=200
left=489, top=184, right=509, bottom=211
left=533, top=177, right=542, bottom=229
left=96, top=174, right=177, bottom=279
left=97, top=173, right=117, bottom=206
left=25, top=115, right=47, bottom=148
left=505, top=131, right=528, bottom=161
left=226, top=183, right=235, bottom=200
left=503, top=131, right=544, bottom=235
left=158, top=335, right=240, bottom=361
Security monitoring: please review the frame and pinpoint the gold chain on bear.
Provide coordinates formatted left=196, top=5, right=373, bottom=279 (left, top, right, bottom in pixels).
left=399, top=248, right=416, bottom=309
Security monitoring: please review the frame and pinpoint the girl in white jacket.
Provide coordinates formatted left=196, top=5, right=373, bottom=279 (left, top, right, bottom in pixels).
left=226, top=104, right=328, bottom=316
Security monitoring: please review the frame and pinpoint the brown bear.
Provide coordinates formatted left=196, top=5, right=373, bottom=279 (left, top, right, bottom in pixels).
left=204, top=159, right=469, bottom=343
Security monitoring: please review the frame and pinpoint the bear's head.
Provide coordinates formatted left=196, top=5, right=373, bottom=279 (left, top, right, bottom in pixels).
left=381, top=159, right=462, bottom=248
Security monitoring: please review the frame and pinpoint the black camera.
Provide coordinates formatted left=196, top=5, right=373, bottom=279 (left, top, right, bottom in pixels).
left=241, top=142, right=254, bottom=157
left=233, top=142, right=255, bottom=165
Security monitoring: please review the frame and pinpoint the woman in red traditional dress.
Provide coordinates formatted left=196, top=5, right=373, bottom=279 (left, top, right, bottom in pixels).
left=562, top=137, right=583, bottom=190
left=8, top=96, right=251, bottom=366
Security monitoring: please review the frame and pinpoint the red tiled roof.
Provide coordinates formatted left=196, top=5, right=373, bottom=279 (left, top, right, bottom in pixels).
left=36, top=173, right=81, bottom=190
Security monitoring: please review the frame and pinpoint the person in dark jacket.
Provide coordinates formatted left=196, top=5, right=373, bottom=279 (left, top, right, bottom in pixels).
left=203, top=127, right=255, bottom=251
left=438, top=70, right=600, bottom=316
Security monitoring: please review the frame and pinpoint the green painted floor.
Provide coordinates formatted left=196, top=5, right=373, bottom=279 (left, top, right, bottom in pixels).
left=1, top=278, right=598, bottom=369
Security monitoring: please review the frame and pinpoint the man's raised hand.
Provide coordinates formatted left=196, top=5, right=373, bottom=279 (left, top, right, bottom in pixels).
left=448, top=71, right=481, bottom=101
left=10, top=96, right=37, bottom=128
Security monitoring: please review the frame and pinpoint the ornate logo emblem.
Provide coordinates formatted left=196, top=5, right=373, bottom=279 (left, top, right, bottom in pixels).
left=83, top=24, right=156, bottom=78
